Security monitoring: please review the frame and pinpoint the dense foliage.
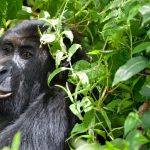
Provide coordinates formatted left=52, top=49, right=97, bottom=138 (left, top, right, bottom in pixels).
left=1, top=0, right=150, bottom=149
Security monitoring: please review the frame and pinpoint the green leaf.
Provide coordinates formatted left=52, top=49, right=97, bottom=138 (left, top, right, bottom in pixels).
left=7, top=0, right=22, bottom=19
left=94, top=129, right=106, bottom=140
left=69, top=102, right=83, bottom=120
left=147, top=30, right=150, bottom=39
left=112, top=56, right=149, bottom=86
left=83, top=110, right=95, bottom=129
left=76, top=134, right=95, bottom=141
left=140, top=82, right=150, bottom=98
left=11, top=131, right=21, bottom=150
left=17, top=6, right=32, bottom=19
left=40, top=34, right=56, bottom=44
left=73, top=60, right=90, bottom=71
left=81, top=97, right=93, bottom=112
left=76, top=72, right=89, bottom=86
left=63, top=30, right=74, bottom=43
left=127, top=4, right=141, bottom=22
left=101, top=109, right=111, bottom=130
left=111, top=138, right=129, bottom=149
left=105, top=142, right=120, bottom=150
left=55, top=51, right=64, bottom=67
left=39, top=11, right=50, bottom=19
left=48, top=67, right=70, bottom=85
left=139, top=5, right=150, bottom=26
left=133, top=42, right=150, bottom=54
left=76, top=143, right=102, bottom=150
left=67, top=44, right=81, bottom=61
left=124, top=112, right=141, bottom=137
left=70, top=138, right=87, bottom=149
left=33, top=0, right=47, bottom=11
left=2, top=147, right=10, bottom=150
left=141, top=110, right=150, bottom=128
left=126, top=130, right=149, bottom=150
left=71, top=123, right=88, bottom=135
left=0, top=0, right=7, bottom=27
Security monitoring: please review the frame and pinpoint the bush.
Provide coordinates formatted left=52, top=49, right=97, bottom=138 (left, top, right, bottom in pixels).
left=1, top=0, right=150, bottom=149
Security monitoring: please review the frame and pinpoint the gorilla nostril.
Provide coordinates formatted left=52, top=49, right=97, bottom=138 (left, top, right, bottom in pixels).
left=0, top=69, right=8, bottom=75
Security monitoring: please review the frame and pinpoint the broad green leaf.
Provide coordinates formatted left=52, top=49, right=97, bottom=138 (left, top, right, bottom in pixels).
left=140, top=82, right=150, bottom=98
left=11, top=131, right=21, bottom=150
left=7, top=0, right=22, bottom=19
left=111, top=138, right=129, bottom=149
left=69, top=102, right=83, bottom=120
left=112, top=56, right=149, bottom=86
left=39, top=11, right=50, bottom=19
left=133, top=42, right=150, bottom=54
left=75, top=134, right=95, bottom=142
left=71, top=138, right=87, bottom=149
left=83, top=110, right=95, bottom=129
left=73, top=60, right=90, bottom=71
left=126, top=130, right=149, bottom=150
left=17, top=6, right=32, bottom=19
left=87, top=50, right=100, bottom=55
left=60, top=37, right=66, bottom=52
left=76, top=143, right=102, bottom=150
left=106, top=99, right=120, bottom=111
left=124, top=112, right=141, bottom=136
left=33, top=0, right=48, bottom=11
left=40, top=34, right=56, bottom=44
left=94, top=129, right=106, bottom=140
left=81, top=97, right=93, bottom=112
left=76, top=72, right=89, bottom=86
left=147, top=30, right=150, bottom=39
left=101, top=109, right=111, bottom=130
left=139, top=5, right=150, bottom=26
left=127, top=4, right=141, bottom=22
left=2, top=147, right=10, bottom=150
left=0, top=0, right=7, bottom=27
left=55, top=51, right=64, bottom=67
left=48, top=67, right=70, bottom=85
left=87, top=50, right=113, bottom=55
left=67, top=44, right=81, bottom=61
left=63, top=30, right=74, bottom=43
left=105, top=142, right=120, bottom=150
left=71, top=123, right=87, bottom=135
left=141, top=110, right=150, bottom=128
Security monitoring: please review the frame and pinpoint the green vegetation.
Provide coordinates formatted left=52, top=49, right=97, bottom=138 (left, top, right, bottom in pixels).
left=1, top=0, right=150, bottom=149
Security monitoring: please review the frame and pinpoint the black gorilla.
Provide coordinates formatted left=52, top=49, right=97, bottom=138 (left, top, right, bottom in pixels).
left=0, top=20, right=85, bottom=150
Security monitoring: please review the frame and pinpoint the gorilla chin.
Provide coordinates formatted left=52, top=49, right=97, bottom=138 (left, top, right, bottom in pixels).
left=0, top=20, right=86, bottom=150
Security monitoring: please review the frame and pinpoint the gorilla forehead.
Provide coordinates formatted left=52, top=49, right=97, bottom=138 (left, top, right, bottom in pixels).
left=6, top=20, right=43, bottom=37
left=1, top=20, right=44, bottom=47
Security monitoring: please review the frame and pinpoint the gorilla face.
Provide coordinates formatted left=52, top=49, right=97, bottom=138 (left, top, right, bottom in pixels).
left=0, top=21, right=54, bottom=116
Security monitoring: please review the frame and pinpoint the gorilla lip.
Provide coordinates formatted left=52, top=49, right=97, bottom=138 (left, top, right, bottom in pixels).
left=0, top=91, right=13, bottom=98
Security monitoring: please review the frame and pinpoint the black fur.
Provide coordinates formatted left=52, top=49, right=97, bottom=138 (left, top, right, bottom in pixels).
left=0, top=20, right=84, bottom=150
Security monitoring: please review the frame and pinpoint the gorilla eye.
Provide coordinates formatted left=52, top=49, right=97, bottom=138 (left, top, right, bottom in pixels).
left=20, top=49, right=33, bottom=59
left=2, top=43, right=13, bottom=53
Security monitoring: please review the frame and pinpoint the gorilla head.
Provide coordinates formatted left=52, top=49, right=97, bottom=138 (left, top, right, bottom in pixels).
left=0, top=20, right=85, bottom=149
left=0, top=21, right=55, bottom=116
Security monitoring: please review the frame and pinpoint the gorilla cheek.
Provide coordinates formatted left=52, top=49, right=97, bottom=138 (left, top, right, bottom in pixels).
left=12, top=54, right=27, bottom=70
left=0, top=77, right=12, bottom=91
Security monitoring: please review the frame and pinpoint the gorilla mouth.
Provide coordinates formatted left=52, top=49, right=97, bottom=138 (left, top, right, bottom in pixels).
left=0, top=91, right=13, bottom=98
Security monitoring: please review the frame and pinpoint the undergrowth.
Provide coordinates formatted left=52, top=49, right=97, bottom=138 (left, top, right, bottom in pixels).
left=1, top=0, right=150, bottom=149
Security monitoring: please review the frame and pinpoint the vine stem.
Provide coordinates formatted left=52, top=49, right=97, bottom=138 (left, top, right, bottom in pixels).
left=67, top=0, right=93, bottom=21
left=128, top=22, right=133, bottom=58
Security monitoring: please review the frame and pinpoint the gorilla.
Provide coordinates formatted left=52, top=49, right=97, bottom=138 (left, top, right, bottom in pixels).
left=0, top=20, right=85, bottom=150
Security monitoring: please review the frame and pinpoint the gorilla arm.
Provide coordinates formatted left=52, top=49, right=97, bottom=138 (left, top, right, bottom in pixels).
left=0, top=88, right=69, bottom=150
